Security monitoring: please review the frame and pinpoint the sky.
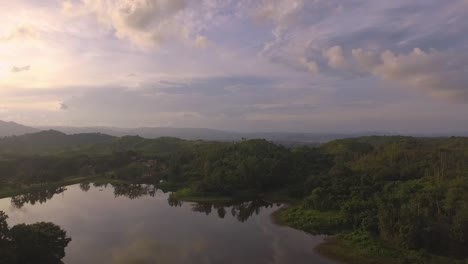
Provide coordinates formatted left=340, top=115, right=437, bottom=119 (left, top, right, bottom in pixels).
left=1, top=0, right=468, bottom=133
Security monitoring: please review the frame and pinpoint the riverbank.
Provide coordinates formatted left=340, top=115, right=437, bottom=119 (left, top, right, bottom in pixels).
left=315, top=233, right=465, bottom=264
left=168, top=187, right=234, bottom=202
left=0, top=177, right=88, bottom=199
left=169, top=186, right=301, bottom=204
left=129, top=186, right=467, bottom=264
left=273, top=206, right=466, bottom=264
left=2, top=180, right=465, bottom=264
left=0, top=175, right=128, bottom=199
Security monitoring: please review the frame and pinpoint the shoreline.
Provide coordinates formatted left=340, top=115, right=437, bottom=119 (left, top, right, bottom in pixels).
left=1, top=180, right=463, bottom=264
left=0, top=176, right=94, bottom=199
left=271, top=206, right=465, bottom=264
left=0, top=176, right=128, bottom=199
left=0, top=182, right=382, bottom=264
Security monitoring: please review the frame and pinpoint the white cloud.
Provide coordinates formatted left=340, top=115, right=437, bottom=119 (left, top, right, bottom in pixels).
left=254, top=0, right=468, bottom=80
left=351, top=48, right=468, bottom=101
left=255, top=0, right=357, bottom=75
left=194, top=35, right=210, bottom=48
left=0, top=25, right=38, bottom=42
left=11, top=65, right=31, bottom=73
left=376, top=49, right=468, bottom=100
left=299, top=57, right=319, bottom=74
left=351, top=48, right=380, bottom=71
left=59, top=102, right=69, bottom=110
left=323, top=45, right=345, bottom=69
left=62, top=0, right=195, bottom=49
left=1, top=0, right=468, bottom=131
left=254, top=0, right=304, bottom=27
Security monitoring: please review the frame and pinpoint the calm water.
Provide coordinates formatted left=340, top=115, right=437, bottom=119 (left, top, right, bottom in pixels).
left=0, top=183, right=336, bottom=264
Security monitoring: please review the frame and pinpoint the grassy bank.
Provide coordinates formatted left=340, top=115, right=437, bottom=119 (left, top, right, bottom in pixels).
left=274, top=206, right=467, bottom=264
left=274, top=206, right=348, bottom=235
left=317, top=232, right=408, bottom=264
left=317, top=232, right=466, bottom=264
left=2, top=177, right=465, bottom=264
left=169, top=186, right=302, bottom=203
left=0, top=175, right=119, bottom=199
left=261, top=189, right=301, bottom=204
left=170, top=187, right=251, bottom=203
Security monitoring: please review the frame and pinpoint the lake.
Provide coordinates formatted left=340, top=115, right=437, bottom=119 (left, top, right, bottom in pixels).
left=0, top=183, right=337, bottom=264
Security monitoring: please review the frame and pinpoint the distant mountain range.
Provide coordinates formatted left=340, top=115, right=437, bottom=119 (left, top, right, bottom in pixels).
left=0, top=130, right=115, bottom=148
left=36, top=126, right=354, bottom=144
left=1, top=121, right=347, bottom=145
left=0, top=129, right=117, bottom=156
left=0, top=120, right=38, bottom=137
left=1, top=120, right=466, bottom=145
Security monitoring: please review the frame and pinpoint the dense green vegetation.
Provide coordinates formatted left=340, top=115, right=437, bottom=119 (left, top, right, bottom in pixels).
left=279, top=137, right=468, bottom=263
left=1, top=131, right=467, bottom=263
left=0, top=211, right=71, bottom=264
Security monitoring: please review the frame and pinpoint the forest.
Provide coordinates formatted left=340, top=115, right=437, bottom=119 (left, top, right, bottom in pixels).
left=0, top=211, right=71, bottom=264
left=0, top=131, right=467, bottom=263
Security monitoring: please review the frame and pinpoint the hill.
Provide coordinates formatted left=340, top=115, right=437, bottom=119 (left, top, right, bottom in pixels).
left=0, top=130, right=115, bottom=154
left=38, top=126, right=353, bottom=144
left=0, top=120, right=38, bottom=137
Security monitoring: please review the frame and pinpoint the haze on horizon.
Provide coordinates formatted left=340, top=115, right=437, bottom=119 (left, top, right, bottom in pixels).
left=1, top=0, right=468, bottom=134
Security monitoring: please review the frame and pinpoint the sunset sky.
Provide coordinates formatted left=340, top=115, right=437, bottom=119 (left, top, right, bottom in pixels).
left=1, top=0, right=468, bottom=133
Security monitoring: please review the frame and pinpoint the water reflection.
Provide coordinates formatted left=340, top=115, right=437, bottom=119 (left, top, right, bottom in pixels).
left=167, top=194, right=183, bottom=207
left=79, top=182, right=91, bottom=192
left=113, top=184, right=157, bottom=199
left=2, top=183, right=335, bottom=264
left=107, top=183, right=278, bottom=223
left=187, top=199, right=278, bottom=222
left=11, top=186, right=67, bottom=209
left=10, top=183, right=277, bottom=223
left=11, top=183, right=158, bottom=209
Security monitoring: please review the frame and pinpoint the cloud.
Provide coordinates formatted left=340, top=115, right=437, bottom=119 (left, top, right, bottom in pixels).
left=0, top=25, right=37, bottom=42
left=354, top=48, right=468, bottom=101
left=379, top=49, right=468, bottom=101
left=154, top=75, right=276, bottom=96
left=254, top=0, right=365, bottom=75
left=255, top=0, right=468, bottom=78
left=351, top=48, right=380, bottom=71
left=194, top=35, right=210, bottom=48
left=299, top=57, right=319, bottom=74
left=254, top=0, right=304, bottom=27
left=11, top=65, right=31, bottom=73
left=62, top=0, right=198, bottom=49
left=59, top=102, right=69, bottom=110
left=2, top=0, right=468, bottom=132
left=323, top=45, right=346, bottom=69
left=250, top=0, right=468, bottom=102
left=41, top=74, right=328, bottom=130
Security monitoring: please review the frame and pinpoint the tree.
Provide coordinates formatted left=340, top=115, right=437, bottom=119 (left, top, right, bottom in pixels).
left=0, top=211, right=8, bottom=241
left=0, top=211, right=14, bottom=263
left=6, top=221, right=71, bottom=264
